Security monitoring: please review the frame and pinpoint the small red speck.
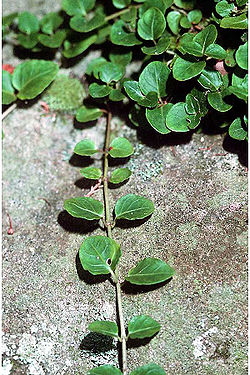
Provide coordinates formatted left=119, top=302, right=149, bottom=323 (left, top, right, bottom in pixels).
left=39, top=100, right=50, bottom=113
left=8, top=228, right=14, bottom=235
left=3, top=64, right=15, bottom=74
left=109, top=147, right=113, bottom=151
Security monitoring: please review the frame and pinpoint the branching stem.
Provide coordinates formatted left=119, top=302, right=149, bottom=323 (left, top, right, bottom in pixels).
left=103, top=110, right=128, bottom=375
left=105, top=5, right=140, bottom=22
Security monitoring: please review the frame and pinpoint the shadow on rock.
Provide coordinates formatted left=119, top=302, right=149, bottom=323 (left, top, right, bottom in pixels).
left=75, top=252, right=110, bottom=284
left=121, top=278, right=173, bottom=295
left=79, top=332, right=115, bottom=353
left=223, top=134, right=248, bottom=167
left=74, top=177, right=96, bottom=190
left=69, top=153, right=94, bottom=168
left=57, top=210, right=98, bottom=234
left=115, top=215, right=153, bottom=229
left=127, top=335, right=158, bottom=349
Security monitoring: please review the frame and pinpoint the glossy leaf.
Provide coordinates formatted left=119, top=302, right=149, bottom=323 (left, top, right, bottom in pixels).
left=187, top=9, right=202, bottom=23
left=64, top=197, right=103, bottom=220
left=235, top=42, right=248, bottom=70
left=123, top=81, right=158, bottom=107
left=89, top=83, right=112, bottom=98
left=128, top=315, right=161, bottom=339
left=95, top=25, right=111, bottom=44
left=139, top=0, right=171, bottom=16
left=63, top=35, right=97, bottom=58
left=109, top=168, right=132, bottom=184
left=146, top=104, right=172, bottom=134
left=109, top=137, right=134, bottom=158
left=126, top=257, right=175, bottom=285
left=180, top=15, right=192, bottom=28
left=40, top=12, right=63, bottom=35
left=198, top=69, right=223, bottom=91
left=173, top=0, right=195, bottom=10
left=79, top=235, right=121, bottom=275
left=74, top=139, right=98, bottom=156
left=113, top=0, right=131, bottom=8
left=185, top=94, right=200, bottom=115
left=138, top=8, right=166, bottom=41
left=12, top=60, right=58, bottom=100
left=173, top=57, right=205, bottom=81
left=215, top=0, right=234, bottom=17
left=141, top=35, right=170, bottom=55
left=18, top=12, right=39, bottom=34
left=109, top=51, right=132, bottom=66
left=139, top=61, right=170, bottom=97
left=99, top=63, right=124, bottom=84
left=193, top=24, right=217, bottom=53
left=228, top=117, right=247, bottom=140
left=166, top=11, right=181, bottom=35
left=178, top=34, right=203, bottom=57
left=80, top=167, right=102, bottom=179
left=207, top=91, right=232, bottom=112
left=87, top=366, right=122, bottom=375
left=225, top=48, right=236, bottom=67
left=228, top=73, right=248, bottom=102
left=115, top=194, right=154, bottom=220
left=86, top=57, right=107, bottom=78
left=190, top=87, right=208, bottom=116
left=220, top=14, right=248, bottom=29
left=76, top=106, right=103, bottom=123
left=109, top=89, right=126, bottom=101
left=62, top=0, right=95, bottom=16
left=111, top=20, right=142, bottom=46
left=166, top=102, right=189, bottom=132
left=18, top=33, right=38, bottom=49
left=205, top=43, right=227, bottom=59
left=70, top=12, right=105, bottom=33
left=2, top=70, right=16, bottom=105
left=88, top=321, right=119, bottom=338
left=38, top=30, right=66, bottom=48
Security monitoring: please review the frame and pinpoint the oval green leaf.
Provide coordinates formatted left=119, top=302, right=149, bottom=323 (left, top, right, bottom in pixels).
left=173, top=57, right=206, bottom=81
left=123, top=80, right=158, bottom=107
left=62, top=0, right=95, bottom=16
left=187, top=9, right=202, bottom=23
left=70, top=12, right=105, bottom=33
left=18, top=33, right=38, bottom=49
left=40, top=12, right=63, bottom=35
left=130, top=363, right=166, bottom=375
left=89, top=83, right=112, bottom=98
left=115, top=194, right=154, bottom=220
left=38, top=30, right=66, bottom=48
left=128, top=315, right=161, bottom=339
left=235, top=42, right=248, bottom=70
left=205, top=43, right=227, bottom=59
left=109, top=89, right=126, bottom=101
left=197, top=69, right=223, bottom=91
left=99, top=63, right=124, bottom=84
left=166, top=102, right=189, bottom=132
left=2, top=70, right=16, bottom=105
left=141, top=36, right=170, bottom=55
left=111, top=20, right=142, bottom=46
left=88, top=321, right=119, bottom=338
left=76, top=106, right=103, bottom=123
left=18, top=12, right=39, bottom=34
left=207, top=91, right=232, bottom=112
left=220, top=14, right=248, bottom=29
left=64, top=197, right=103, bottom=220
left=138, top=7, right=166, bottom=41
left=109, top=168, right=132, bottom=184
left=167, top=11, right=181, bottom=35
left=79, top=235, right=121, bottom=275
left=193, top=24, right=217, bottom=53
left=74, top=139, right=98, bottom=156
left=87, top=366, right=122, bottom=375
left=63, top=35, right=97, bottom=58
left=185, top=93, right=200, bottom=115
left=178, top=34, right=203, bottom=57
left=12, top=60, right=59, bottom=100
left=139, top=61, right=170, bottom=97
left=146, top=104, right=173, bottom=134
left=126, top=257, right=175, bottom=285
left=109, top=137, right=134, bottom=158
left=80, top=167, right=102, bottom=179
left=228, top=117, right=247, bottom=140
left=215, top=0, right=234, bottom=17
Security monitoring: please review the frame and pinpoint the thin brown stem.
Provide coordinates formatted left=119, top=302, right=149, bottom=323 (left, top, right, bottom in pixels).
left=105, top=5, right=140, bottom=22
left=102, top=110, right=128, bottom=375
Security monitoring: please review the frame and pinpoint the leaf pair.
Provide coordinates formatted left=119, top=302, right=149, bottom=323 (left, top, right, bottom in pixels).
left=87, top=363, right=166, bottom=375
left=74, top=137, right=134, bottom=158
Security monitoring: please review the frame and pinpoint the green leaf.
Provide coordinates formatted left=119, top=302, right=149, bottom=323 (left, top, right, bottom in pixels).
left=115, top=194, right=154, bottom=220
left=225, top=48, right=236, bottom=67
left=79, top=235, right=121, bottom=274
left=138, top=7, right=166, bottom=41
left=215, top=0, right=234, bottom=17
left=190, top=87, right=208, bottom=116
left=109, top=51, right=132, bottom=66
left=193, top=24, right=217, bottom=53
left=198, top=68, right=223, bottom=91
left=12, top=60, right=58, bottom=100
left=64, top=197, right=103, bottom=220
left=40, top=12, right=63, bottom=35
left=74, top=139, right=98, bottom=156
left=185, top=93, right=200, bottom=115
left=139, top=0, right=171, bottom=16
left=207, top=91, right=232, bottom=112
left=99, top=63, right=124, bottom=84
left=141, top=35, right=170, bottom=55
left=228, top=117, right=247, bottom=140
left=88, top=321, right=119, bottom=338
left=87, top=366, right=122, bottom=375
left=166, top=11, right=181, bottom=35
left=131, top=363, right=166, bottom=375
left=146, top=104, right=172, bottom=134
left=62, top=0, right=95, bottom=16
left=18, top=32, right=39, bottom=49
left=113, top=0, right=131, bottom=9
left=123, top=81, right=158, bottom=107
left=86, top=57, right=107, bottom=78
left=110, top=168, right=132, bottom=184
left=80, top=167, right=102, bottom=179
left=95, top=25, right=111, bottom=44
left=180, top=15, right=191, bottom=29
left=63, top=35, right=97, bottom=57
left=166, top=102, right=189, bottom=132
left=70, top=12, right=105, bottom=33
left=111, top=20, right=142, bottom=46
left=89, top=83, right=112, bottom=98
left=109, top=137, right=134, bottom=158
left=2, top=70, right=16, bottom=105
left=120, top=6, right=137, bottom=25
left=235, top=42, right=248, bottom=70
left=178, top=34, right=203, bottom=57
left=3, top=12, right=18, bottom=26
left=173, top=0, right=196, bottom=10
left=109, top=89, right=126, bottom=101
left=236, top=0, right=247, bottom=5
left=38, top=30, right=66, bottom=48
left=128, top=315, right=161, bottom=339
left=173, top=57, right=205, bottom=81
left=205, top=43, right=227, bottom=59
left=187, top=9, right=202, bottom=23
left=76, top=106, right=103, bottom=122
left=126, top=257, right=175, bottom=285
left=228, top=72, right=248, bottom=102
left=129, top=104, right=148, bottom=127
left=220, top=14, right=248, bottom=29
left=18, top=12, right=39, bottom=34
left=139, top=61, right=170, bottom=97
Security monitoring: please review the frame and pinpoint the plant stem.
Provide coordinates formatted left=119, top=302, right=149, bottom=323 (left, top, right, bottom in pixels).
left=103, top=110, right=128, bottom=375
left=2, top=103, right=17, bottom=120
left=105, top=5, right=140, bottom=22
